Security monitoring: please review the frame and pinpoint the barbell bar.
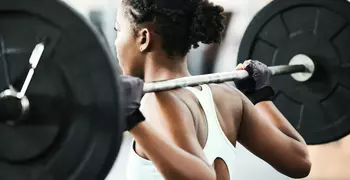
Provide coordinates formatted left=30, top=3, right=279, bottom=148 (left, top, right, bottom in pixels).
left=143, top=54, right=315, bottom=93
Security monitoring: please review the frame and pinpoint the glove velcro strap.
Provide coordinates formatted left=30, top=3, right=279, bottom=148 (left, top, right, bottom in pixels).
left=234, top=77, right=256, bottom=93
left=245, top=86, right=275, bottom=105
left=126, top=109, right=145, bottom=131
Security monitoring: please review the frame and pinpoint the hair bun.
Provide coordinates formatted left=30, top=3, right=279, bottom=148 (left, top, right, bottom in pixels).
left=189, top=0, right=225, bottom=49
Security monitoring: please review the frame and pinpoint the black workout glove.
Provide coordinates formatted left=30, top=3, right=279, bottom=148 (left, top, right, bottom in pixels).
left=235, top=60, right=275, bottom=104
left=120, top=76, right=145, bottom=131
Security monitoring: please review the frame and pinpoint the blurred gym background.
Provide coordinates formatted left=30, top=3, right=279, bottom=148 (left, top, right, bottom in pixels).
left=61, top=0, right=295, bottom=179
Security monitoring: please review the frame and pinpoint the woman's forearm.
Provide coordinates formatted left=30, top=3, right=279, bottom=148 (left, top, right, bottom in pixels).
left=130, top=121, right=216, bottom=180
left=255, top=101, right=306, bottom=145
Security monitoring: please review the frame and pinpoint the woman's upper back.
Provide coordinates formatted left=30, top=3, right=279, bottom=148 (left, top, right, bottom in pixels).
left=174, top=83, right=243, bottom=148
left=138, top=81, right=312, bottom=179
left=136, top=83, right=242, bottom=180
left=140, top=83, right=243, bottom=150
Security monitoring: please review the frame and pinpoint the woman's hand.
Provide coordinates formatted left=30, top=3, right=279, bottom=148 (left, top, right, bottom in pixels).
left=235, top=60, right=275, bottom=104
left=236, top=60, right=272, bottom=91
left=120, top=75, right=145, bottom=131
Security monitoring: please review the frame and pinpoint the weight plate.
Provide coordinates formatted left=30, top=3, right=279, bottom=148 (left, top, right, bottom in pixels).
left=238, top=0, right=350, bottom=145
left=0, top=0, right=123, bottom=179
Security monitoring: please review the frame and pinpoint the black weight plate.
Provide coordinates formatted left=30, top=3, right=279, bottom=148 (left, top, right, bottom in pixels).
left=0, top=0, right=123, bottom=180
left=238, top=0, right=350, bottom=145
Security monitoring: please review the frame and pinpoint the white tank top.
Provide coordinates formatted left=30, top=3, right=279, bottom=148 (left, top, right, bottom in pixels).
left=127, top=84, right=236, bottom=180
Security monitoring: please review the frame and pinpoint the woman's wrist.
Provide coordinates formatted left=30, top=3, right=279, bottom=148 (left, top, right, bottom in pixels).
left=126, top=109, right=146, bottom=131
left=129, top=120, right=147, bottom=135
left=246, top=86, right=275, bottom=105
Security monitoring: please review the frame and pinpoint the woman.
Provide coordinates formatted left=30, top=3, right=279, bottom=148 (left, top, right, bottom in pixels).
left=117, top=0, right=311, bottom=179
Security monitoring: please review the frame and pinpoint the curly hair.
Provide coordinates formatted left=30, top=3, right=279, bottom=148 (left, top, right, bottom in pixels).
left=122, top=0, right=226, bottom=57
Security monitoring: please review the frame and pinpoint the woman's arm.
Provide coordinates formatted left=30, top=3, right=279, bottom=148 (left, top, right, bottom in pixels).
left=131, top=91, right=216, bottom=180
left=233, top=61, right=311, bottom=178
left=232, top=61, right=305, bottom=145
left=130, top=120, right=216, bottom=180
left=255, top=101, right=306, bottom=144
left=121, top=76, right=215, bottom=180
left=237, top=90, right=311, bottom=178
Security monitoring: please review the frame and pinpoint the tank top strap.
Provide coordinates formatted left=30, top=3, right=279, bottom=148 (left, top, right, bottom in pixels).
left=185, top=85, right=218, bottom=126
left=184, top=84, right=236, bottom=148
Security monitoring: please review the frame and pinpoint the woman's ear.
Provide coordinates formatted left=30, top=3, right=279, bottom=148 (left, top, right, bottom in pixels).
left=137, top=28, right=151, bottom=52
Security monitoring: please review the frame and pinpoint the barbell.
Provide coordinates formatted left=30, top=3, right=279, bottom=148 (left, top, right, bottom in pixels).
left=143, top=54, right=314, bottom=92
left=0, top=0, right=349, bottom=179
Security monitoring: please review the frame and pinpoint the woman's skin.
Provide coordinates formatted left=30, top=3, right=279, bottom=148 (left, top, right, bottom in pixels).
left=115, top=2, right=311, bottom=180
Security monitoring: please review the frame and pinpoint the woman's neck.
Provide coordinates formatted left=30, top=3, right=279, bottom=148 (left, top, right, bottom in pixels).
left=143, top=52, right=191, bottom=82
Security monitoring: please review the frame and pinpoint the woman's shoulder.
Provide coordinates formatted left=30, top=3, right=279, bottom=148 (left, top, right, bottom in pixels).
left=140, top=84, right=242, bottom=110
left=141, top=90, right=187, bottom=107
left=208, top=83, right=243, bottom=103
left=208, top=83, right=244, bottom=117
left=140, top=90, right=194, bottom=121
left=139, top=90, right=198, bottom=140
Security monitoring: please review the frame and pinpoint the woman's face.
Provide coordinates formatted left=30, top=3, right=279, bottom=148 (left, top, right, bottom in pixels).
left=114, top=4, right=145, bottom=77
